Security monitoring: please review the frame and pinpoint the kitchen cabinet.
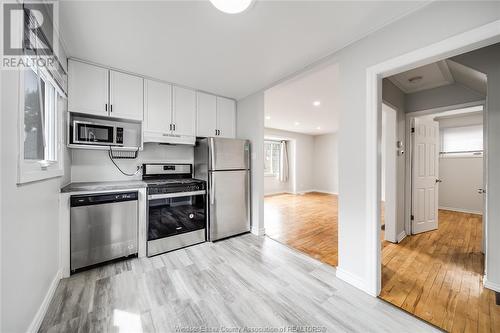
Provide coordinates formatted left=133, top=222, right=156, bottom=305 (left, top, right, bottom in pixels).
left=144, top=79, right=172, bottom=136
left=68, top=59, right=144, bottom=122
left=144, top=80, right=196, bottom=144
left=68, top=60, right=109, bottom=117
left=196, top=92, right=236, bottom=138
left=196, top=92, right=218, bottom=137
left=216, top=97, right=236, bottom=138
left=172, top=86, right=196, bottom=137
left=109, top=71, right=144, bottom=121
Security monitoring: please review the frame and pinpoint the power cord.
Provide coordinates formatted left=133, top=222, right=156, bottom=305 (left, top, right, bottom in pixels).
left=108, top=147, right=142, bottom=177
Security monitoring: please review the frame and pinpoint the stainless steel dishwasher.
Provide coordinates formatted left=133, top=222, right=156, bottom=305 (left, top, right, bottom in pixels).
left=70, top=191, right=138, bottom=272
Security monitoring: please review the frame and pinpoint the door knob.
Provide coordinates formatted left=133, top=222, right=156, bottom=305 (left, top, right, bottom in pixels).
left=478, top=189, right=486, bottom=194
left=435, top=179, right=442, bottom=184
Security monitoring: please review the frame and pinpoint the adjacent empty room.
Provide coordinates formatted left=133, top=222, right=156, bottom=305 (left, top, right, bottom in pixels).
left=263, top=63, right=340, bottom=266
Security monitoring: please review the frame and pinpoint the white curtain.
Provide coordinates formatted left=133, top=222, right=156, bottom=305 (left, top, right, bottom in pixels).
left=279, top=140, right=289, bottom=183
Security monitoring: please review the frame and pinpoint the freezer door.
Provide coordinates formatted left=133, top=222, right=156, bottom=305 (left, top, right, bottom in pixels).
left=210, top=138, right=250, bottom=171
left=209, top=170, right=250, bottom=240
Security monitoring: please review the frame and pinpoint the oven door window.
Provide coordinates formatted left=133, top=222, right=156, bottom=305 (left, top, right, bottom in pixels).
left=148, top=194, right=206, bottom=240
left=76, top=124, right=114, bottom=143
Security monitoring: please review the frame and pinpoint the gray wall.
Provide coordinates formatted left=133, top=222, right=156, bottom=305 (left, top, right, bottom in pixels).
left=405, top=83, right=485, bottom=113
left=452, top=43, right=500, bottom=288
left=382, top=79, right=406, bottom=241
left=313, top=133, right=339, bottom=194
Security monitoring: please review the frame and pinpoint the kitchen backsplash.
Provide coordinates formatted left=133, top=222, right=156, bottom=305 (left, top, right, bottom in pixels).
left=70, top=143, right=194, bottom=182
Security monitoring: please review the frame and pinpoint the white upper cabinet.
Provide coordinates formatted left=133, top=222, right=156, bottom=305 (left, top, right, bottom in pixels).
left=144, top=79, right=172, bottom=135
left=216, top=97, right=236, bottom=138
left=196, top=92, right=217, bottom=137
left=172, top=86, right=196, bottom=137
left=109, top=70, right=144, bottom=121
left=68, top=60, right=109, bottom=116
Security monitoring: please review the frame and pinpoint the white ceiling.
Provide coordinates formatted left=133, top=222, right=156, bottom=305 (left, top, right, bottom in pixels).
left=388, top=59, right=487, bottom=95
left=264, top=62, right=339, bottom=135
left=59, top=1, right=428, bottom=99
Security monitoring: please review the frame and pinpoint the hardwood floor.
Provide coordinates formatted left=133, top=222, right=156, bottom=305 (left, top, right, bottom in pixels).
left=40, top=234, right=438, bottom=332
left=381, top=210, right=500, bottom=333
left=264, top=192, right=338, bottom=266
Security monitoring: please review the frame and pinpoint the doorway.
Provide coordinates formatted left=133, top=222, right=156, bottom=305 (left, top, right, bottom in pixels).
left=378, top=48, right=499, bottom=330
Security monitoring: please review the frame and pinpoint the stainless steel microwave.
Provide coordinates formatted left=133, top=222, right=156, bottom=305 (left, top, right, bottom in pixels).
left=72, top=121, right=124, bottom=146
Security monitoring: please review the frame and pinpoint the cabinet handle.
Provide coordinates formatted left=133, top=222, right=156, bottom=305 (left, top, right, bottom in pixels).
left=215, top=129, right=217, bottom=136
left=169, top=124, right=172, bottom=131
left=173, top=124, right=176, bottom=131
left=105, top=104, right=108, bottom=112
left=110, top=104, right=113, bottom=112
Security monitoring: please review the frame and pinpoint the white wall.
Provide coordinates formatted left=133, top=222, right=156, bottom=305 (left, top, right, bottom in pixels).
left=264, top=128, right=315, bottom=194
left=236, top=1, right=500, bottom=296
left=313, top=133, right=339, bottom=194
left=71, top=144, right=193, bottom=182
left=237, top=92, right=265, bottom=235
left=439, top=156, right=483, bottom=214
left=1, top=70, right=65, bottom=332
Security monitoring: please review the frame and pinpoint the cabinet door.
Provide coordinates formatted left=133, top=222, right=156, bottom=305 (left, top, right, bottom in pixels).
left=216, top=97, right=236, bottom=138
left=196, top=92, right=217, bottom=137
left=68, top=60, right=109, bottom=116
left=109, top=70, right=144, bottom=121
left=144, top=79, right=172, bottom=135
left=172, top=86, right=196, bottom=137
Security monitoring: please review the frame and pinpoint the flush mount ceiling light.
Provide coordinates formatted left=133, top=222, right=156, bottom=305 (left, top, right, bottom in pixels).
left=265, top=115, right=271, bottom=120
left=209, top=0, right=255, bottom=14
left=316, top=126, right=321, bottom=130
left=408, top=76, right=423, bottom=84
left=294, top=121, right=300, bottom=126
left=313, top=101, right=321, bottom=107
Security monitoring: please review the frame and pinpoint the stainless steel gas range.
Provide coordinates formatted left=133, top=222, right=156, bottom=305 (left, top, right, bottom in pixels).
left=143, top=163, right=207, bottom=257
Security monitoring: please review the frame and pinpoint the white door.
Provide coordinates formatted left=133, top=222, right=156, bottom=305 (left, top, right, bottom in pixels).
left=68, top=60, right=109, bottom=116
left=216, top=97, right=236, bottom=138
left=172, top=86, right=196, bottom=137
left=144, top=79, right=172, bottom=135
left=197, top=92, right=217, bottom=137
left=109, top=70, right=144, bottom=121
left=412, top=117, right=440, bottom=234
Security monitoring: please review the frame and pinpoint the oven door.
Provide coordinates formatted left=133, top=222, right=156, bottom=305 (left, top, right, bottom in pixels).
left=73, top=121, right=116, bottom=145
left=147, top=190, right=206, bottom=243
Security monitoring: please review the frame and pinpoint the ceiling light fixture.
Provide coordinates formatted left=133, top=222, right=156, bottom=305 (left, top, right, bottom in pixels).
left=294, top=121, right=300, bottom=126
left=316, top=126, right=321, bottom=130
left=265, top=115, right=271, bottom=120
left=408, top=76, right=423, bottom=84
left=209, top=0, right=255, bottom=14
left=313, top=101, right=321, bottom=107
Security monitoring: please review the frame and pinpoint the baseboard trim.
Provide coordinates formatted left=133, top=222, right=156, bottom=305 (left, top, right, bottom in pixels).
left=264, top=191, right=293, bottom=197
left=439, top=206, right=482, bottom=215
left=298, top=189, right=338, bottom=195
left=336, top=267, right=376, bottom=297
left=27, top=269, right=62, bottom=333
left=397, top=231, right=406, bottom=243
left=484, top=276, right=500, bottom=292
left=251, top=226, right=266, bottom=236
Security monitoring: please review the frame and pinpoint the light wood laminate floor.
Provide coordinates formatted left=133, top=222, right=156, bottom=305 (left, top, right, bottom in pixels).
left=381, top=210, right=500, bottom=333
left=40, top=234, right=437, bottom=332
left=265, top=192, right=338, bottom=266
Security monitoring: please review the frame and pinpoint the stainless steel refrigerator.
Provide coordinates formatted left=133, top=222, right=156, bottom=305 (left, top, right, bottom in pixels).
left=194, top=138, right=251, bottom=241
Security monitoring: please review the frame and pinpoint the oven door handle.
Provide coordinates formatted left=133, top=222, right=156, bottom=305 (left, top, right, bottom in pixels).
left=148, top=190, right=206, bottom=200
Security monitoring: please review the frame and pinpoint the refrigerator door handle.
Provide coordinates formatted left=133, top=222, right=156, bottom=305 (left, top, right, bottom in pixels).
left=210, top=138, right=216, bottom=171
left=210, top=172, right=215, bottom=205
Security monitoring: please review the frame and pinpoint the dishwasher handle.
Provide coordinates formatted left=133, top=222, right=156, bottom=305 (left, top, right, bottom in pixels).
left=71, top=191, right=138, bottom=207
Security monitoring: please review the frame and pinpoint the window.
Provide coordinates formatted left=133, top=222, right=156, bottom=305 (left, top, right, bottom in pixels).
left=440, top=125, right=483, bottom=156
left=264, top=140, right=281, bottom=177
left=18, top=66, right=64, bottom=183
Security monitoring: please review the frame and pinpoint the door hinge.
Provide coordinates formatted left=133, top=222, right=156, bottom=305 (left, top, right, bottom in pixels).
left=411, top=214, right=414, bottom=221
left=411, top=127, right=415, bottom=133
